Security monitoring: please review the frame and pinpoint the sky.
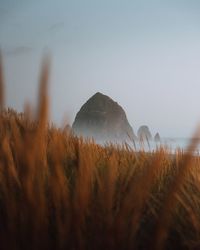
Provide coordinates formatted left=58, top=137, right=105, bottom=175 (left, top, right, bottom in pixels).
left=1, top=0, right=200, bottom=137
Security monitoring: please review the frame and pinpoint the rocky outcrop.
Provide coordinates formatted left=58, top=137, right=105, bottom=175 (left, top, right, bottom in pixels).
left=72, top=92, right=137, bottom=143
left=154, top=132, right=161, bottom=142
left=137, top=125, right=152, bottom=141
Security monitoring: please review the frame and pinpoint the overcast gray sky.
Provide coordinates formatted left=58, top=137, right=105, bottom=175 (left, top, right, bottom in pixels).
left=1, top=0, right=200, bottom=137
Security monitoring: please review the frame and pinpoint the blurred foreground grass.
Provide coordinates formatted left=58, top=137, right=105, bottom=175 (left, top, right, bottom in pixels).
left=0, top=55, right=200, bottom=250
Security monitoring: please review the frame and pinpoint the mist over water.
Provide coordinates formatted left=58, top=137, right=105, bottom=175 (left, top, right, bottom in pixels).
left=134, top=138, right=190, bottom=152
left=99, top=137, right=199, bottom=153
left=133, top=138, right=200, bottom=153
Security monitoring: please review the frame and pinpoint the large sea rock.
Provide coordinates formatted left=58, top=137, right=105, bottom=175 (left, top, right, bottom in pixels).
left=72, top=92, right=137, bottom=143
left=137, top=125, right=152, bottom=141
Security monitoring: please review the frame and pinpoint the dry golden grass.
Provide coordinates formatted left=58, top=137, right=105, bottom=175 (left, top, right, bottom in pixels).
left=0, top=54, right=200, bottom=249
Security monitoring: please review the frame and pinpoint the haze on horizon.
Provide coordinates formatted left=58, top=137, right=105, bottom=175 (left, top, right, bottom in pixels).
left=1, top=0, right=200, bottom=138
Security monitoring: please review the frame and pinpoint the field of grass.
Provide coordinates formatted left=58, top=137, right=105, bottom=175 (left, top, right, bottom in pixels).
left=1, top=56, right=200, bottom=250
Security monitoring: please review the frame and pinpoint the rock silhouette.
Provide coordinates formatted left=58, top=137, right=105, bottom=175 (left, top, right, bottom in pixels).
left=154, top=132, right=161, bottom=142
left=72, top=92, right=136, bottom=143
left=137, top=125, right=152, bottom=141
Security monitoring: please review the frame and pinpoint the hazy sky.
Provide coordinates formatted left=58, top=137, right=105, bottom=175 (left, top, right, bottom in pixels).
left=1, top=0, right=200, bottom=137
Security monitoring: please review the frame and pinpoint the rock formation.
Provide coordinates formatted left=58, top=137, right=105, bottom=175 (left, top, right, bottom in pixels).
left=154, top=132, right=161, bottom=142
left=137, top=125, right=152, bottom=141
left=72, top=92, right=137, bottom=143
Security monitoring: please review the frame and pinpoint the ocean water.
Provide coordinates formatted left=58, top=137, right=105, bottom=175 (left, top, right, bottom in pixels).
left=130, top=138, right=200, bottom=154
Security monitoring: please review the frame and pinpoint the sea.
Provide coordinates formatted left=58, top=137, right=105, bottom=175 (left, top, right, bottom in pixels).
left=128, top=138, right=200, bottom=154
